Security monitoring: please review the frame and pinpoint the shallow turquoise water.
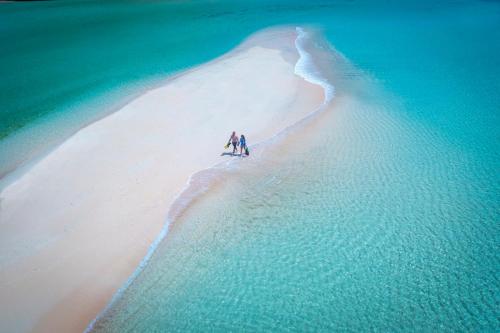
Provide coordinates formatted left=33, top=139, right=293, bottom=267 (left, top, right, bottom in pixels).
left=91, top=1, right=499, bottom=331
left=2, top=0, right=499, bottom=331
left=2, top=1, right=499, bottom=178
left=94, top=54, right=500, bottom=330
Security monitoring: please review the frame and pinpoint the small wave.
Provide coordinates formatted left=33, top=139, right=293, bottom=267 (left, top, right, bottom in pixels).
left=294, top=27, right=335, bottom=104
left=85, top=26, right=337, bottom=332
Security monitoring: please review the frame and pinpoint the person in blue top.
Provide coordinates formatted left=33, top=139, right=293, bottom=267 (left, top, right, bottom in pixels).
left=239, top=134, right=247, bottom=156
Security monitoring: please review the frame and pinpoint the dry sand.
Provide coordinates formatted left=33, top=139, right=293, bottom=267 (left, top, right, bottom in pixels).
left=0, top=27, right=324, bottom=333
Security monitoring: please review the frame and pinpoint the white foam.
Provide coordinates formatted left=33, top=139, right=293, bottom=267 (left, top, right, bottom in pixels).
left=294, top=27, right=335, bottom=104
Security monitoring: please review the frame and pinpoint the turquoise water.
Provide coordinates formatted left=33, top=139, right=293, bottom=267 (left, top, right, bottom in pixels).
left=2, top=0, right=499, bottom=331
left=0, top=0, right=279, bottom=178
left=2, top=1, right=498, bottom=179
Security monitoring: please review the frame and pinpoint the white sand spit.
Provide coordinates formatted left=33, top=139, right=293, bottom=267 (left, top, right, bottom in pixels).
left=0, top=27, right=323, bottom=333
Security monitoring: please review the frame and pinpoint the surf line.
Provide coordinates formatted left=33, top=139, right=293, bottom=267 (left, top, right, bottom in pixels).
left=84, top=26, right=335, bottom=332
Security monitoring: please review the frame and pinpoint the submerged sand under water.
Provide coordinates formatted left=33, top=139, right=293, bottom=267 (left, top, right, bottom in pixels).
left=92, top=27, right=499, bottom=333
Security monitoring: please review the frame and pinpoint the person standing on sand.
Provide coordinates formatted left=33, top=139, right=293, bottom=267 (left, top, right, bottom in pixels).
left=228, top=131, right=239, bottom=155
left=239, top=134, right=247, bottom=156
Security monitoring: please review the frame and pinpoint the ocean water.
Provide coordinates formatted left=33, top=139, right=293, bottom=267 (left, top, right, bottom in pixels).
left=2, top=0, right=499, bottom=331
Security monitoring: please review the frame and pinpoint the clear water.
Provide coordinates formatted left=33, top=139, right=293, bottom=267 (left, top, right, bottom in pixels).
left=2, top=0, right=499, bottom=331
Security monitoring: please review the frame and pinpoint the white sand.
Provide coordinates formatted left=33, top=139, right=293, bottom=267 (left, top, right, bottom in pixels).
left=0, top=28, right=324, bottom=333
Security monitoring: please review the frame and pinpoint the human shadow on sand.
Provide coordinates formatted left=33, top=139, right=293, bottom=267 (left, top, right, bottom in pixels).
left=220, top=152, right=245, bottom=157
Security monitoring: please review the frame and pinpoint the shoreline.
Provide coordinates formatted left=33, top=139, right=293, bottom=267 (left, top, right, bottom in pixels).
left=0, top=34, right=247, bottom=191
left=0, top=22, right=268, bottom=191
left=87, top=27, right=335, bottom=332
left=0, top=26, right=327, bottom=333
